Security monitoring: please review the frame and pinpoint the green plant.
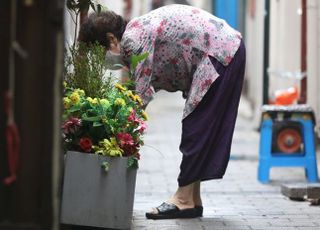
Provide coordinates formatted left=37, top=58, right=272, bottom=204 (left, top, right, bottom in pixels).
left=64, top=42, right=113, bottom=98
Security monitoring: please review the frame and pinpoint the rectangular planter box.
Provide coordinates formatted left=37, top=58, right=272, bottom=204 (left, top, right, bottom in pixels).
left=60, top=151, right=137, bottom=229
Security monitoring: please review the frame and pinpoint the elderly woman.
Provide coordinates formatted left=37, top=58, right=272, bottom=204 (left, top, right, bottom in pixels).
left=78, top=4, right=246, bottom=219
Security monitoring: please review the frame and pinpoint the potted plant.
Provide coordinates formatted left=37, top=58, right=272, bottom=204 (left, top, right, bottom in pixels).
left=60, top=81, right=147, bottom=229
left=60, top=1, right=148, bottom=229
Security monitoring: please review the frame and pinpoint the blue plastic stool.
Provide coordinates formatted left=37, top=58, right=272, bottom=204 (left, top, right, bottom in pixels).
left=258, top=105, right=319, bottom=183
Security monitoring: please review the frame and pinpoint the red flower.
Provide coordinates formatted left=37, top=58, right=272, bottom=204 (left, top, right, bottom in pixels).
left=122, top=145, right=139, bottom=156
left=128, top=111, right=136, bottom=122
left=62, top=117, right=81, bottom=134
left=79, top=137, right=93, bottom=153
left=117, top=133, right=134, bottom=146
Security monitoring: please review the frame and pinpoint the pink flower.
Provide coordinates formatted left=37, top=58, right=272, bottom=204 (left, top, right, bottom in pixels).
left=138, top=120, right=147, bottom=133
left=128, top=110, right=136, bottom=121
left=62, top=117, right=81, bottom=134
left=128, top=110, right=140, bottom=124
left=117, top=133, right=134, bottom=146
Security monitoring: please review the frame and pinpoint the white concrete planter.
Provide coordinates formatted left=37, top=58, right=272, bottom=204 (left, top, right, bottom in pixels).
left=60, top=151, right=137, bottom=229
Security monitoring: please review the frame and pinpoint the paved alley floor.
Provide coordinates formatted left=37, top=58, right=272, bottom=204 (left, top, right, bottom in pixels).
left=132, top=91, right=320, bottom=230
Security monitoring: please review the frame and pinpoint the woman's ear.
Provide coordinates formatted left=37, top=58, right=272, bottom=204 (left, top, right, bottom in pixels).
left=106, top=32, right=120, bottom=52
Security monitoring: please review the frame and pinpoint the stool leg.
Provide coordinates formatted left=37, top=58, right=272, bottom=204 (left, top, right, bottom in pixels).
left=302, top=119, right=319, bottom=182
left=305, top=164, right=319, bottom=182
left=258, top=162, right=270, bottom=183
left=258, top=119, right=273, bottom=183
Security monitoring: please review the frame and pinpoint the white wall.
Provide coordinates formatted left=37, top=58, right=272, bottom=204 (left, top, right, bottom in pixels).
left=268, top=0, right=301, bottom=102
left=245, top=0, right=265, bottom=126
left=189, top=0, right=212, bottom=12
left=245, top=0, right=320, bottom=135
left=307, top=0, right=320, bottom=136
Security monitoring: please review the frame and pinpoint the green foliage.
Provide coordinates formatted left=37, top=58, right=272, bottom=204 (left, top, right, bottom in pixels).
left=130, top=53, right=149, bottom=70
left=101, top=161, right=109, bottom=172
left=64, top=42, right=114, bottom=98
left=127, top=156, right=139, bottom=169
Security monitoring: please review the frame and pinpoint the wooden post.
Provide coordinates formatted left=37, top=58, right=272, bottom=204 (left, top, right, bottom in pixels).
left=299, top=0, right=307, bottom=104
left=0, top=0, right=11, bottom=222
left=263, top=0, right=270, bottom=104
left=0, top=0, right=64, bottom=228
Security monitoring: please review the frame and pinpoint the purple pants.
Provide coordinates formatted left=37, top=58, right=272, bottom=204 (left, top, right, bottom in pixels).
left=178, top=40, right=246, bottom=186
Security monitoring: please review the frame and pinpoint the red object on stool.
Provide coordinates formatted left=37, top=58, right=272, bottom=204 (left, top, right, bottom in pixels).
left=276, top=128, right=302, bottom=153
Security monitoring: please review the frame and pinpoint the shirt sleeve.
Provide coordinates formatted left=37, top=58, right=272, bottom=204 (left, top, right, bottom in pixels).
left=132, top=56, right=155, bottom=107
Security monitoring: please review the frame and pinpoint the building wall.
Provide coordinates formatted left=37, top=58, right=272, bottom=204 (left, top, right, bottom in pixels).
left=307, top=0, right=320, bottom=135
left=268, top=0, right=301, bottom=101
left=245, top=0, right=265, bottom=126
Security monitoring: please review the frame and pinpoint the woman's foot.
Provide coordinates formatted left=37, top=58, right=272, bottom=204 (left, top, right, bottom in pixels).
left=193, top=181, right=203, bottom=216
left=146, top=182, right=203, bottom=219
left=145, top=202, right=198, bottom=219
left=193, top=181, right=202, bottom=207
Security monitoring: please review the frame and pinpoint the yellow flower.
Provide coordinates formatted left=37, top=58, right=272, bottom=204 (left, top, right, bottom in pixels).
left=134, top=94, right=143, bottom=106
left=115, top=83, right=126, bottom=92
left=86, top=97, right=93, bottom=103
left=141, top=110, right=149, bottom=121
left=63, top=81, right=67, bottom=88
left=70, top=91, right=80, bottom=105
left=92, top=98, right=98, bottom=104
left=99, top=138, right=123, bottom=157
left=126, top=90, right=134, bottom=98
left=115, top=98, right=126, bottom=106
left=63, top=97, right=71, bottom=109
left=75, top=88, right=85, bottom=96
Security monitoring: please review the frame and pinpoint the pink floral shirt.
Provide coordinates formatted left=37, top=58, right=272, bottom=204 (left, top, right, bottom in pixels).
left=121, top=4, right=242, bottom=119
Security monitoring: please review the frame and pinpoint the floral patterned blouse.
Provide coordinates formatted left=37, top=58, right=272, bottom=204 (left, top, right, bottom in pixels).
left=120, top=4, right=242, bottom=119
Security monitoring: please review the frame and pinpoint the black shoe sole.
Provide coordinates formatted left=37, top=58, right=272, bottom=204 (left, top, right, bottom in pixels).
left=146, top=208, right=199, bottom=220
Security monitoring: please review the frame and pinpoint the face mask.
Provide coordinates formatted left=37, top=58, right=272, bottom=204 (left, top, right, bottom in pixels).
left=105, top=50, right=124, bottom=70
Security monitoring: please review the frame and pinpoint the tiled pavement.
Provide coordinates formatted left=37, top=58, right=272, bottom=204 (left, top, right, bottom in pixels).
left=132, top=91, right=320, bottom=230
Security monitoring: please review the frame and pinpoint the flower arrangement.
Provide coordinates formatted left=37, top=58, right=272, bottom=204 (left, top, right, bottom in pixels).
left=62, top=1, right=149, bottom=169
left=62, top=82, right=148, bottom=169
